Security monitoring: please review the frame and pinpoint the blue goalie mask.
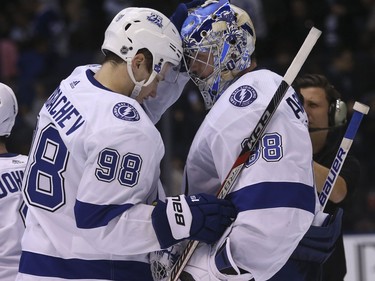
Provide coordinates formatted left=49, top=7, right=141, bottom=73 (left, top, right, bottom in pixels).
left=181, top=0, right=256, bottom=109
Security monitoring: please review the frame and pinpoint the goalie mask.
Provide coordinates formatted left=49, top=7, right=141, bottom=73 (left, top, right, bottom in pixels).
left=102, top=7, right=183, bottom=98
left=181, top=0, right=256, bottom=109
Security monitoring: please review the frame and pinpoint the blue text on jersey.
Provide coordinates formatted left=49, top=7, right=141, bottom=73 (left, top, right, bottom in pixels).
left=45, top=87, right=85, bottom=135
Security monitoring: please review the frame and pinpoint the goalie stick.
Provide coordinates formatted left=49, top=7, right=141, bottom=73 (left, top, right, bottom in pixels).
left=167, top=26, right=322, bottom=281
left=319, top=101, right=369, bottom=210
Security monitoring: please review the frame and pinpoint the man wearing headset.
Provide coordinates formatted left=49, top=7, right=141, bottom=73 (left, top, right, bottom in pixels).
left=293, top=73, right=361, bottom=281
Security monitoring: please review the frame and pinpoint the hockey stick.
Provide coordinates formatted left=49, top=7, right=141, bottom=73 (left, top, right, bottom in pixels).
left=319, top=101, right=369, bottom=210
left=167, top=26, right=322, bottom=281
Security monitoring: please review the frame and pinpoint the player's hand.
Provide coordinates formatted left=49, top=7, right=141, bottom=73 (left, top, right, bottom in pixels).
left=152, top=193, right=237, bottom=249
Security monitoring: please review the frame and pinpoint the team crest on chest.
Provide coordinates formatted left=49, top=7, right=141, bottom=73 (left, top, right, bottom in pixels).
left=113, top=102, right=140, bottom=121
left=229, top=85, right=257, bottom=107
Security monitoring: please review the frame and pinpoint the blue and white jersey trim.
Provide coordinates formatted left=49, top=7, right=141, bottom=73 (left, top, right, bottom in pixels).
left=227, top=181, right=315, bottom=214
left=19, top=251, right=153, bottom=280
left=74, top=200, right=133, bottom=229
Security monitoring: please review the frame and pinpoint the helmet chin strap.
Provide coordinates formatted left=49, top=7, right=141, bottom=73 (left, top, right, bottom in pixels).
left=126, top=59, right=157, bottom=99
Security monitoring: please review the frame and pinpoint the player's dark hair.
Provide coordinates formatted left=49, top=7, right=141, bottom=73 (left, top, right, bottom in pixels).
left=103, top=48, right=153, bottom=73
left=293, top=74, right=341, bottom=106
left=103, top=51, right=123, bottom=64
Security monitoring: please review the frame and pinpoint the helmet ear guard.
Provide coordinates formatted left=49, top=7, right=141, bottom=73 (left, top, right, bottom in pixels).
left=181, top=0, right=256, bottom=109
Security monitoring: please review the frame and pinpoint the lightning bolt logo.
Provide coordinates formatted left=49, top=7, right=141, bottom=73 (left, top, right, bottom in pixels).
left=229, top=85, right=257, bottom=107
left=122, top=106, right=133, bottom=116
left=239, top=89, right=247, bottom=102
left=112, top=102, right=140, bottom=121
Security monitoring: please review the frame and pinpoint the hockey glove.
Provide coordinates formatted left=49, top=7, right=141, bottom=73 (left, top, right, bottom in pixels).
left=269, top=208, right=343, bottom=281
left=152, top=193, right=237, bottom=249
left=291, top=207, right=343, bottom=263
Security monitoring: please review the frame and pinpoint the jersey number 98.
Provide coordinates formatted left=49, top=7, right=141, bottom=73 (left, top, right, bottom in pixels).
left=95, top=148, right=142, bottom=187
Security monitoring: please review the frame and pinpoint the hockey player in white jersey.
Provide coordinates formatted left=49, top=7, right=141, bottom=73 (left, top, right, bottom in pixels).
left=16, top=7, right=237, bottom=281
left=172, top=1, right=321, bottom=280
left=0, top=82, right=28, bottom=281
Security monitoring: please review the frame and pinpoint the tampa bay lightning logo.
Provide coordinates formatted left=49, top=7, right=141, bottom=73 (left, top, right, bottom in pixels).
left=229, top=85, right=257, bottom=107
left=147, top=13, right=163, bottom=28
left=113, top=102, right=140, bottom=121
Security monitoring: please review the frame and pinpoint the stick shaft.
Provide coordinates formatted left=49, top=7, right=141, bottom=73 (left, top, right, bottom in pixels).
left=319, top=102, right=369, bottom=210
left=168, top=27, right=322, bottom=281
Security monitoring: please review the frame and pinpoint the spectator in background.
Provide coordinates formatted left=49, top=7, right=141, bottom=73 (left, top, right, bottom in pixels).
left=0, top=82, right=28, bottom=281
left=293, top=73, right=361, bottom=281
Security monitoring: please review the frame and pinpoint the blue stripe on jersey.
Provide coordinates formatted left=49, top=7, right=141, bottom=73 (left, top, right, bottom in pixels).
left=19, top=251, right=153, bottom=280
left=227, top=182, right=315, bottom=214
left=74, top=199, right=133, bottom=229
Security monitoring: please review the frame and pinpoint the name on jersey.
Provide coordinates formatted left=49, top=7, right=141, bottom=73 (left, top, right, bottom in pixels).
left=286, top=93, right=307, bottom=126
left=45, top=87, right=85, bottom=135
left=0, top=170, right=24, bottom=199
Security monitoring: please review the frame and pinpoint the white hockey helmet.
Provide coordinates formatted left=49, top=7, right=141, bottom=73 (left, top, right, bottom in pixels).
left=0, top=82, right=18, bottom=137
left=102, top=7, right=183, bottom=97
left=181, top=0, right=256, bottom=109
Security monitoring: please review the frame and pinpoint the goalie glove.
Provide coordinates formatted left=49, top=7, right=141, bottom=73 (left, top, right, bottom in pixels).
left=152, top=193, right=237, bottom=249
left=268, top=209, right=343, bottom=280
left=291, top=207, right=343, bottom=263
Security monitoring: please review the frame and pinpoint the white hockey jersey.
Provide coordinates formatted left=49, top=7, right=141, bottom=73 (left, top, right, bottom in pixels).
left=183, top=69, right=319, bottom=281
left=17, top=65, right=168, bottom=281
left=0, top=153, right=27, bottom=281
